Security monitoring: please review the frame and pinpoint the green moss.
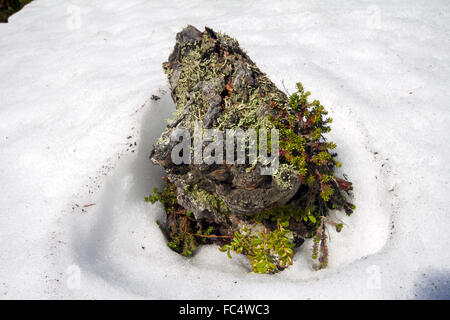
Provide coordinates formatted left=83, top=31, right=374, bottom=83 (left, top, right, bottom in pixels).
left=220, top=220, right=294, bottom=274
left=219, top=82, right=355, bottom=272
left=186, top=184, right=229, bottom=214
left=269, top=82, right=353, bottom=207
left=145, top=184, right=177, bottom=212
left=168, top=231, right=197, bottom=257
left=147, top=180, right=224, bottom=257
left=254, top=204, right=308, bottom=224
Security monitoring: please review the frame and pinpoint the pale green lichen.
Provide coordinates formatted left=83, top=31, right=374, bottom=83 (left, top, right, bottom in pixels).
left=171, top=42, right=221, bottom=113
left=217, top=88, right=274, bottom=131
left=273, top=163, right=297, bottom=190
left=186, top=184, right=229, bottom=214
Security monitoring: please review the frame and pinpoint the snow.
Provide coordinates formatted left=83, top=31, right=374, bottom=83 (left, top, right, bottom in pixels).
left=0, top=0, right=449, bottom=299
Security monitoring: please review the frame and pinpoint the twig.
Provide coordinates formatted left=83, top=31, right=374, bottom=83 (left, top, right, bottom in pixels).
left=189, top=233, right=233, bottom=239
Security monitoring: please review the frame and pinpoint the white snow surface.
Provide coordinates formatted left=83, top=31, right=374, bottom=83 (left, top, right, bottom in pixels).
left=0, top=0, right=449, bottom=299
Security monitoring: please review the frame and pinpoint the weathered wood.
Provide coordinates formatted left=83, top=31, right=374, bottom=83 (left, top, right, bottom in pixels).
left=151, top=26, right=300, bottom=230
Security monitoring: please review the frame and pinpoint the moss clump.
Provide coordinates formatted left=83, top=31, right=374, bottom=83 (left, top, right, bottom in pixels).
left=185, top=184, right=229, bottom=215
left=146, top=178, right=230, bottom=257
left=145, top=182, right=177, bottom=211
left=269, top=83, right=354, bottom=212
left=219, top=83, right=355, bottom=272
left=220, top=220, right=294, bottom=273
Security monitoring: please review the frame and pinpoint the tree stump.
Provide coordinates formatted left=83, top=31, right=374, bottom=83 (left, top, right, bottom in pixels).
left=149, top=26, right=354, bottom=273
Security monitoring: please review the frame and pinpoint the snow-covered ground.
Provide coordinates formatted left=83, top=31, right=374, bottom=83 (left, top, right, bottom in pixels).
left=0, top=0, right=449, bottom=299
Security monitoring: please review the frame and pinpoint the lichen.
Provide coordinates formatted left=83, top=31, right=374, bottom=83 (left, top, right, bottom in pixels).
left=186, top=184, right=229, bottom=215
left=217, top=89, right=275, bottom=131
left=272, top=163, right=297, bottom=190
left=164, top=28, right=283, bottom=135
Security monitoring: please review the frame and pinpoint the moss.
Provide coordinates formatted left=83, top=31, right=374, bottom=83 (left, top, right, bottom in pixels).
left=146, top=179, right=224, bottom=257
left=269, top=82, right=352, bottom=207
left=186, top=184, right=229, bottom=214
left=219, top=82, right=356, bottom=272
left=254, top=204, right=308, bottom=224
left=145, top=183, right=177, bottom=211
left=220, top=220, right=295, bottom=274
